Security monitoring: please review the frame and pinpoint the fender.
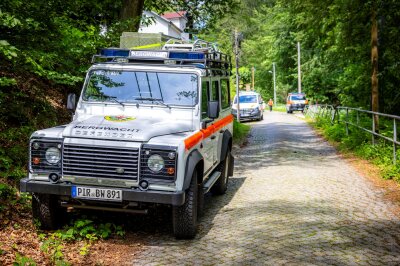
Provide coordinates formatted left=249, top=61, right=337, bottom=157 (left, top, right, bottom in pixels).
left=183, top=149, right=203, bottom=191
left=219, top=130, right=233, bottom=162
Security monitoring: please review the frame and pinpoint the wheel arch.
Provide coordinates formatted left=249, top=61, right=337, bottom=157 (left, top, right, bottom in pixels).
left=220, top=130, right=233, bottom=162
left=183, top=149, right=204, bottom=191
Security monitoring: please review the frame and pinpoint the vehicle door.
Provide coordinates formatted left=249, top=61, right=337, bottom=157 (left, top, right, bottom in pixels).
left=210, top=78, right=221, bottom=166
left=200, top=79, right=214, bottom=173
left=217, top=78, right=231, bottom=162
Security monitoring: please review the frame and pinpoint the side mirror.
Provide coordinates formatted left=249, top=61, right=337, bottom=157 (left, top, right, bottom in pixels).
left=67, top=93, right=76, bottom=112
left=207, top=101, right=219, bottom=119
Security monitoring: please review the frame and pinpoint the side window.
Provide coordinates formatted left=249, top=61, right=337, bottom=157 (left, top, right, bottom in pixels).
left=201, top=81, right=210, bottom=119
left=220, top=79, right=230, bottom=109
left=211, top=80, right=220, bottom=103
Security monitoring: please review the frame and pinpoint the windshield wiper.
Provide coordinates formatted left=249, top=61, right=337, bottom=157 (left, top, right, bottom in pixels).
left=100, top=95, right=125, bottom=107
left=135, top=97, right=170, bottom=108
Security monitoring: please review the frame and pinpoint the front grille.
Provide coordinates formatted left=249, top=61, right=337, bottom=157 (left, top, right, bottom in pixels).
left=63, top=144, right=139, bottom=180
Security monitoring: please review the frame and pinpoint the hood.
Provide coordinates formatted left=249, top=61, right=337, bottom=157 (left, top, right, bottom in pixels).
left=232, top=103, right=260, bottom=110
left=63, top=115, right=192, bottom=142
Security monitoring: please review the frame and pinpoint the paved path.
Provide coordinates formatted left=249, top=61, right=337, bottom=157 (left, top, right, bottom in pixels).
left=131, top=111, right=400, bottom=265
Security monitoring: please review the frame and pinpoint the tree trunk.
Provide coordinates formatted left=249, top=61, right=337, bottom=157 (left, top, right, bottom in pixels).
left=371, top=9, right=379, bottom=133
left=119, top=0, right=145, bottom=32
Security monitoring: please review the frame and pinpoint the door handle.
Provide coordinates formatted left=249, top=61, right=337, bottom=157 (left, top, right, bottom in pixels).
left=219, top=130, right=224, bottom=134
left=210, top=135, right=216, bottom=140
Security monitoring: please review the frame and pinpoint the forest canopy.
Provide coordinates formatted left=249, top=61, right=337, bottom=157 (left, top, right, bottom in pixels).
left=1, top=0, right=400, bottom=180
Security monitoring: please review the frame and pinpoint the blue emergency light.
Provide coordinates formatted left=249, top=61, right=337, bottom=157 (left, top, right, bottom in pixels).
left=99, top=48, right=206, bottom=60
left=169, top=52, right=205, bottom=60
left=100, top=48, right=130, bottom=57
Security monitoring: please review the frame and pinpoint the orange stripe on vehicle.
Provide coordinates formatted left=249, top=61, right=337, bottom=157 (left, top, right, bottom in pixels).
left=184, top=131, right=203, bottom=150
left=184, top=114, right=234, bottom=150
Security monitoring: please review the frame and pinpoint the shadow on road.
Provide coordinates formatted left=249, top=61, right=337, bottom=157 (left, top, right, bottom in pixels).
left=234, top=120, right=340, bottom=172
left=136, top=198, right=400, bottom=265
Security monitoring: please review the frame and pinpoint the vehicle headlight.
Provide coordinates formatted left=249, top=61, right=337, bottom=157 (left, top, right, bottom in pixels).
left=45, top=147, right=61, bottom=164
left=147, top=154, right=164, bottom=172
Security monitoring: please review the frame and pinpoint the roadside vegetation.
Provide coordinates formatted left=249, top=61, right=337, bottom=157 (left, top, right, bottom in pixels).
left=272, top=104, right=286, bottom=113
left=233, top=120, right=251, bottom=146
left=310, top=113, right=400, bottom=182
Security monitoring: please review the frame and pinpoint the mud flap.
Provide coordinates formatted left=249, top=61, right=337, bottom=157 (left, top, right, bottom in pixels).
left=228, top=153, right=234, bottom=177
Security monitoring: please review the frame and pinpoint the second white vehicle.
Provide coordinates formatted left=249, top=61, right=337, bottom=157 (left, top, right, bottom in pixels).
left=231, top=91, right=264, bottom=121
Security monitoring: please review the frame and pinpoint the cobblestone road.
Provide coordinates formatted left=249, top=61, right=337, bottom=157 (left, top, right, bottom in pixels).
left=131, top=111, right=400, bottom=265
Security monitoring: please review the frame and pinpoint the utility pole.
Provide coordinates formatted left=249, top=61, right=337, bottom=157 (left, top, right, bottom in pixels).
left=234, top=29, right=240, bottom=122
left=251, top=66, right=255, bottom=90
left=297, top=42, right=302, bottom=93
left=273, top=62, right=276, bottom=105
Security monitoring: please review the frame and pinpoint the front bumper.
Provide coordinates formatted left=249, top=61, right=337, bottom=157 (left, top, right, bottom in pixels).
left=232, top=109, right=261, bottom=120
left=20, top=178, right=185, bottom=206
left=288, top=104, right=306, bottom=111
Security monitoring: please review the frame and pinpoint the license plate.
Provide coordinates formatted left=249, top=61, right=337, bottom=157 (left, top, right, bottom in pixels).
left=71, top=186, right=122, bottom=202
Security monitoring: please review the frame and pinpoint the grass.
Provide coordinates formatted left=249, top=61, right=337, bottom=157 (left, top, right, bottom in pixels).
left=272, top=104, right=286, bottom=112
left=233, top=120, right=251, bottom=145
left=308, top=114, right=400, bottom=182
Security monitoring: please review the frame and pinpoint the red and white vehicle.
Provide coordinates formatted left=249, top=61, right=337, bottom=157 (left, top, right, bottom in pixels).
left=20, top=39, right=234, bottom=239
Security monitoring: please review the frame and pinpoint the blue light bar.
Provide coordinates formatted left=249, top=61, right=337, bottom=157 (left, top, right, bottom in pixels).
left=100, top=49, right=130, bottom=57
left=169, top=52, right=205, bottom=60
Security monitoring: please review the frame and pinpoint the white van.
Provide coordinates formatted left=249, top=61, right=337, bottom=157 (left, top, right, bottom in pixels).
left=231, top=91, right=264, bottom=121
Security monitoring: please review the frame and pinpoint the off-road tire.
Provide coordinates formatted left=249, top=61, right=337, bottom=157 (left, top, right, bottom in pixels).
left=211, top=148, right=231, bottom=195
left=172, top=171, right=198, bottom=239
left=197, top=183, right=204, bottom=217
left=32, top=193, right=64, bottom=230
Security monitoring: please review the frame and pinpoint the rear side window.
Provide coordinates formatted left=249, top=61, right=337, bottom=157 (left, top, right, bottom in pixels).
left=220, top=79, right=230, bottom=109
left=211, top=80, right=220, bottom=102
left=201, top=81, right=210, bottom=119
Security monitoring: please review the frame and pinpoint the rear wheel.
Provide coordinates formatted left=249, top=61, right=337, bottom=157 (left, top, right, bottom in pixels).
left=172, top=171, right=198, bottom=239
left=32, top=193, right=65, bottom=230
left=211, top=148, right=231, bottom=195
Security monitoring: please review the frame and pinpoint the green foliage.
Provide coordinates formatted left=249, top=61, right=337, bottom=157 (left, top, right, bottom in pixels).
left=311, top=114, right=400, bottom=181
left=13, top=253, right=37, bottom=266
left=207, top=0, right=400, bottom=112
left=273, top=104, right=287, bottom=113
left=0, top=182, right=31, bottom=214
left=40, top=218, right=125, bottom=264
left=233, top=120, right=251, bottom=145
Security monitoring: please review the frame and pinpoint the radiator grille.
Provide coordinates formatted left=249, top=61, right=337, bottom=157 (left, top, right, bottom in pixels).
left=63, top=144, right=139, bottom=180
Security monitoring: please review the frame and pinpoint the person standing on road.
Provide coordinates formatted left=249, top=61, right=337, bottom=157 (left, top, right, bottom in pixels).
left=268, top=98, right=273, bottom=112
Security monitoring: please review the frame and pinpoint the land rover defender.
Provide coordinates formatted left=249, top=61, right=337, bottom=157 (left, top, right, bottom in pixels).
left=20, top=39, right=234, bottom=239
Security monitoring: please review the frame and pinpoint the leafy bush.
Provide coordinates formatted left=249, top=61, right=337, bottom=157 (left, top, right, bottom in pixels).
left=40, top=219, right=125, bottom=264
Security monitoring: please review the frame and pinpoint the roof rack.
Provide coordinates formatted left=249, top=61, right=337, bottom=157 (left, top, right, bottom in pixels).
left=91, top=45, right=231, bottom=76
left=162, top=38, right=219, bottom=53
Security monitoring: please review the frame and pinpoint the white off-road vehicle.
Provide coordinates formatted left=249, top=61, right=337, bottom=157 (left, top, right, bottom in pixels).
left=20, top=40, right=234, bottom=239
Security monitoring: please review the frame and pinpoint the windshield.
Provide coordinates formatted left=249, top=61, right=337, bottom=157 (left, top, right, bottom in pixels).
left=83, top=70, right=198, bottom=106
left=234, top=95, right=257, bottom=104
left=291, top=95, right=306, bottom=100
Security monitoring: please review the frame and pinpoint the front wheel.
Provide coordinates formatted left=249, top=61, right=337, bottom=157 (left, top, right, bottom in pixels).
left=32, top=193, right=65, bottom=230
left=172, top=171, right=198, bottom=239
